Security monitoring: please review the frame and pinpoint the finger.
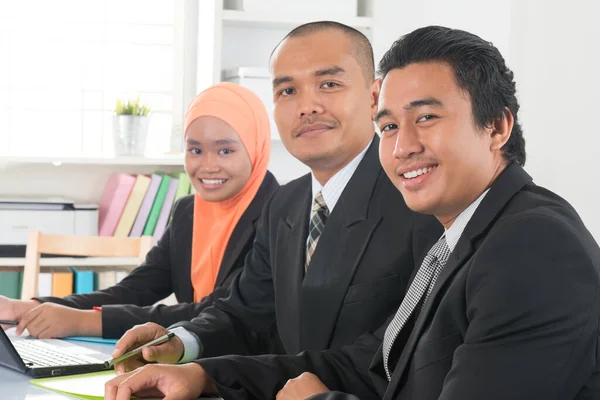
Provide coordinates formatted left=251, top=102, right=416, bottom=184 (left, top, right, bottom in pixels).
left=105, top=370, right=133, bottom=400
left=16, top=306, right=42, bottom=335
left=35, top=324, right=54, bottom=340
left=116, top=357, right=146, bottom=374
left=142, top=342, right=178, bottom=363
left=164, top=391, right=194, bottom=400
left=134, top=388, right=166, bottom=398
left=24, top=314, right=50, bottom=338
left=116, top=367, right=160, bottom=400
left=113, top=325, right=156, bottom=357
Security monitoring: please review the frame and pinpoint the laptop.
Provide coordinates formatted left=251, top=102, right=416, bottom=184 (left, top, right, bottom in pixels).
left=0, top=328, right=112, bottom=378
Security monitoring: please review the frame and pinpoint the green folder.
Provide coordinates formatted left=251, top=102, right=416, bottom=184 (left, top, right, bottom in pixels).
left=172, top=171, right=191, bottom=204
left=142, top=174, right=172, bottom=236
left=0, top=270, right=22, bottom=299
left=30, top=370, right=118, bottom=400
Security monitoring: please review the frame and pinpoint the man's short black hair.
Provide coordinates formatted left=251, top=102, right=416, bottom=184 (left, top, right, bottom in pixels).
left=271, top=21, right=375, bottom=84
left=378, top=26, right=526, bottom=166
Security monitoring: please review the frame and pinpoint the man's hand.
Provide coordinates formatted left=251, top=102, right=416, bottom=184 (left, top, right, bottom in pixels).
left=112, top=322, right=184, bottom=374
left=277, top=372, right=330, bottom=400
left=0, top=296, right=39, bottom=330
left=104, top=363, right=215, bottom=400
left=15, top=303, right=101, bottom=338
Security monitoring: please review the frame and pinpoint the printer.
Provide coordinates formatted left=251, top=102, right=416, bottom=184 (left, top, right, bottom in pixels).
left=0, top=199, right=98, bottom=257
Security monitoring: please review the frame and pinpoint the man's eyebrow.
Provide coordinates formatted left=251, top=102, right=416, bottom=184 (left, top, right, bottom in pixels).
left=403, top=97, right=444, bottom=110
left=272, top=76, right=292, bottom=88
left=186, top=138, right=201, bottom=145
left=315, top=66, right=345, bottom=77
left=374, top=109, right=390, bottom=123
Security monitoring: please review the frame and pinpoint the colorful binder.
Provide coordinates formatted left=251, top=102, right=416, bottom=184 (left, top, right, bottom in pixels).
left=129, top=174, right=162, bottom=237
left=113, top=175, right=151, bottom=237
left=97, top=174, right=136, bottom=236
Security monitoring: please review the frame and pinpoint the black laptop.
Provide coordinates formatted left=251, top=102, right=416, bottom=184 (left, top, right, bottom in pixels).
left=0, top=328, right=112, bottom=378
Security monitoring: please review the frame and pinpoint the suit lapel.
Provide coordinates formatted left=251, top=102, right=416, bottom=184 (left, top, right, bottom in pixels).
left=274, top=176, right=311, bottom=354
left=386, top=164, right=533, bottom=394
left=299, top=138, right=384, bottom=350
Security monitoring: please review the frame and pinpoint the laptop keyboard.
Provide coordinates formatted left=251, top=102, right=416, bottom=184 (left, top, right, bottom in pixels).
left=13, top=339, right=101, bottom=367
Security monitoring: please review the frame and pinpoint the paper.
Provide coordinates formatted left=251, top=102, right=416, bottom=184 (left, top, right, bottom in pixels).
left=30, top=370, right=117, bottom=400
left=64, top=336, right=119, bottom=345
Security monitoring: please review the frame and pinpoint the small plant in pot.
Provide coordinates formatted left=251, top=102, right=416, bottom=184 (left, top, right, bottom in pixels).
left=113, top=97, right=151, bottom=156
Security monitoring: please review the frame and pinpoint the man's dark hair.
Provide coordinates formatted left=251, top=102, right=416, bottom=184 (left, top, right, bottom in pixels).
left=271, top=21, right=375, bottom=83
left=378, top=26, right=526, bottom=166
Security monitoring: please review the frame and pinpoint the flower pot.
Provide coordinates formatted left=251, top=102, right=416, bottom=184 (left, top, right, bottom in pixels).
left=112, top=115, right=150, bottom=156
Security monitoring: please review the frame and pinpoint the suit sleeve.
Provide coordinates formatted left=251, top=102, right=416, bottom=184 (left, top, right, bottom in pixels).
left=169, top=195, right=278, bottom=357
left=195, top=317, right=389, bottom=400
left=98, top=266, right=242, bottom=338
left=34, top=201, right=185, bottom=338
left=439, top=214, right=600, bottom=400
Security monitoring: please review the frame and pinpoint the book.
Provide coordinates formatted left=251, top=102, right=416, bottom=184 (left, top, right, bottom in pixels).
left=129, top=174, right=162, bottom=237
left=37, top=272, right=52, bottom=297
left=115, top=271, right=128, bottom=283
left=0, top=270, right=22, bottom=299
left=30, top=370, right=116, bottom=400
left=153, top=176, right=179, bottom=244
left=172, top=172, right=191, bottom=206
left=96, top=271, right=117, bottom=290
left=142, top=174, right=172, bottom=236
left=97, top=174, right=136, bottom=236
left=51, top=272, right=73, bottom=297
left=71, top=267, right=96, bottom=294
left=113, top=175, right=151, bottom=237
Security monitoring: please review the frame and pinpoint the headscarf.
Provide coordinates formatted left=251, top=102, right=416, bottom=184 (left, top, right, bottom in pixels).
left=185, top=82, right=271, bottom=301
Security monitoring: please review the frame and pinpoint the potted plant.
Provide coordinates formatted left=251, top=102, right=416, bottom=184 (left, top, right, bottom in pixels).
left=112, top=97, right=151, bottom=156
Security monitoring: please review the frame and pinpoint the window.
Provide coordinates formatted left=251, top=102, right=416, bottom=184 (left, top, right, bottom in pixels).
left=0, top=0, right=183, bottom=157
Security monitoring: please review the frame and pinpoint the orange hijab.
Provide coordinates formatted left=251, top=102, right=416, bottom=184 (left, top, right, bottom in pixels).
left=185, top=82, right=271, bottom=302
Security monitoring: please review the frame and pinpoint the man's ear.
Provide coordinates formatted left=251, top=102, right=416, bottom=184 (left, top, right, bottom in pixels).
left=370, top=79, right=382, bottom=121
left=489, top=107, right=514, bottom=151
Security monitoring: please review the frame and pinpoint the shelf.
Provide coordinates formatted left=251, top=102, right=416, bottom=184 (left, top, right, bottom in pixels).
left=0, top=155, right=184, bottom=167
left=222, top=10, right=373, bottom=30
left=0, top=257, right=140, bottom=268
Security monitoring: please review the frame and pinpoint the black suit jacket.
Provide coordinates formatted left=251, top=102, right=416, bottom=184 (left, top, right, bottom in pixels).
left=303, top=164, right=600, bottom=400
left=179, top=137, right=442, bottom=397
left=36, top=171, right=279, bottom=338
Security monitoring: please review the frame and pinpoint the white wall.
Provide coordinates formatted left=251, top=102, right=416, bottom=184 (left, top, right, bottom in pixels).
left=370, top=0, right=600, bottom=240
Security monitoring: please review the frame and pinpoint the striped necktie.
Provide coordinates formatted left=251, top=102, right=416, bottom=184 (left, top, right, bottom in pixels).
left=382, top=236, right=451, bottom=380
left=305, top=191, right=329, bottom=269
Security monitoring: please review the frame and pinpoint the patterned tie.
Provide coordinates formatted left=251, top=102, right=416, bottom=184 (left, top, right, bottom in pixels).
left=305, top=191, right=330, bottom=269
left=382, top=236, right=451, bottom=380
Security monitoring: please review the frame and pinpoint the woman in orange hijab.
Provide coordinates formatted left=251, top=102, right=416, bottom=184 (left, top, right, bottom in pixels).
left=3, top=83, right=279, bottom=339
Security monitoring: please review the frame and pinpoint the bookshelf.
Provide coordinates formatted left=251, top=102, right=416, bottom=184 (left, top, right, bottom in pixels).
left=0, top=257, right=139, bottom=268
left=0, top=155, right=185, bottom=167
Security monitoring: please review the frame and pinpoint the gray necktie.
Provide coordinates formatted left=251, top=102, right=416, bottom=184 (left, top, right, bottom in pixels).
left=305, top=191, right=329, bottom=269
left=382, top=236, right=451, bottom=380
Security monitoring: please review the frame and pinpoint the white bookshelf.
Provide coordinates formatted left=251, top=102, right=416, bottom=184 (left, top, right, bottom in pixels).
left=0, top=257, right=139, bottom=268
left=0, top=155, right=185, bottom=167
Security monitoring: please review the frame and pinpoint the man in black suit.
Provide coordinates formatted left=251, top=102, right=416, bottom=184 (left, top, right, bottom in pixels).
left=268, top=26, right=600, bottom=399
left=104, top=22, right=440, bottom=398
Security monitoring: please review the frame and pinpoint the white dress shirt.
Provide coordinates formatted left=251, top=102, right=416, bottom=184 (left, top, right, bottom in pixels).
left=444, top=188, right=490, bottom=252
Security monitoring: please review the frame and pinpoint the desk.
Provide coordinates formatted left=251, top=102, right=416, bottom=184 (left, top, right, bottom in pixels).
left=0, top=339, right=114, bottom=400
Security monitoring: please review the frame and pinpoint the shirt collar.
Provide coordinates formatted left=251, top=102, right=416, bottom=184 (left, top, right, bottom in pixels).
left=310, top=140, right=372, bottom=213
left=445, top=188, right=490, bottom=252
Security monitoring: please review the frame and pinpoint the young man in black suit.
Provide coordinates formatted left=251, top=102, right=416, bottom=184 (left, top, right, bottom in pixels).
left=272, top=26, right=600, bottom=399
left=104, top=22, right=440, bottom=399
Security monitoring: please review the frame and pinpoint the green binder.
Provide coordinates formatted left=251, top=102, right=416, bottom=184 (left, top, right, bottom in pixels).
left=142, top=174, right=172, bottom=236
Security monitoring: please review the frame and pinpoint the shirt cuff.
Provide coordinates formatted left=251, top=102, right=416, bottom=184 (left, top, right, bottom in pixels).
left=169, top=326, right=201, bottom=363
